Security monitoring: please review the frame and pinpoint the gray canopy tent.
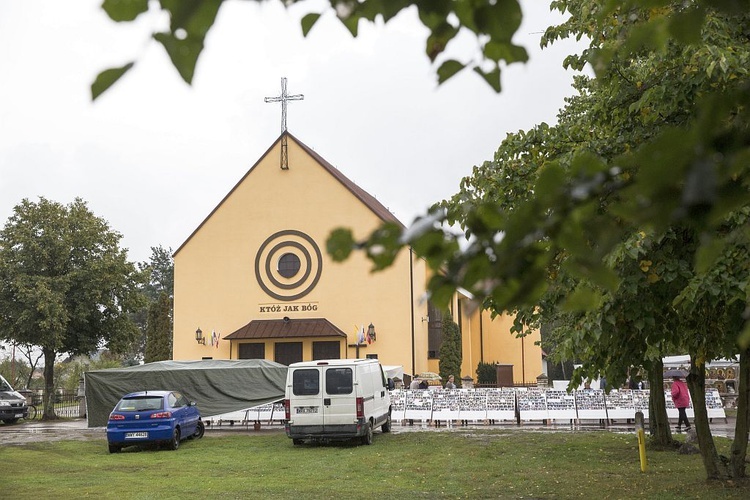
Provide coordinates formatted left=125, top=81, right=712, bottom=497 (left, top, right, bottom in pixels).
left=84, top=359, right=287, bottom=427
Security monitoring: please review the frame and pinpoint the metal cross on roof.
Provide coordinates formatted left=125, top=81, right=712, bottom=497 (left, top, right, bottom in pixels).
left=264, top=77, right=304, bottom=133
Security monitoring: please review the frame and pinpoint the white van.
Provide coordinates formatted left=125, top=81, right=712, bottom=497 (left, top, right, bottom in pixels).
left=0, top=374, right=29, bottom=424
left=284, top=359, right=392, bottom=445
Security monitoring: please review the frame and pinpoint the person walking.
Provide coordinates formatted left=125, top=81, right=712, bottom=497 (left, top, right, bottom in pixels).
left=671, top=376, right=691, bottom=432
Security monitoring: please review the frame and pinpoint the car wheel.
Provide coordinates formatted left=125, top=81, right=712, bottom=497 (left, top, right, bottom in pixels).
left=193, top=420, right=205, bottom=439
left=169, top=428, right=181, bottom=451
left=108, top=443, right=121, bottom=454
left=382, top=413, right=391, bottom=433
left=361, top=421, right=373, bottom=445
left=292, top=438, right=304, bottom=446
left=2, top=418, right=19, bottom=424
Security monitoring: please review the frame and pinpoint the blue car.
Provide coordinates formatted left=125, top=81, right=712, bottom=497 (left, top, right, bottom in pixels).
left=106, top=390, right=204, bottom=453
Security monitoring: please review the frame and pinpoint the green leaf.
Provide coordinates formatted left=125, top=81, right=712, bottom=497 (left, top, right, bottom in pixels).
left=695, top=237, right=726, bottom=274
left=535, top=162, right=565, bottom=201
left=473, top=0, right=522, bottom=43
left=102, top=0, right=149, bottom=22
left=426, top=22, right=459, bottom=62
left=483, top=41, right=528, bottom=64
left=160, top=0, right=222, bottom=37
left=415, top=0, right=453, bottom=30
left=562, top=285, right=602, bottom=312
left=301, top=13, right=321, bottom=37
left=91, top=63, right=135, bottom=101
left=326, top=228, right=355, bottom=262
left=365, top=222, right=404, bottom=270
left=437, top=59, right=465, bottom=85
left=153, top=33, right=203, bottom=84
left=668, top=7, right=705, bottom=45
left=472, top=65, right=501, bottom=93
left=426, top=274, right=456, bottom=310
left=339, top=12, right=360, bottom=37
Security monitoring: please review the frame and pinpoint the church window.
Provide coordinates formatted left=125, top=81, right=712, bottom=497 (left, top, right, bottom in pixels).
left=313, top=341, right=340, bottom=360
left=278, top=252, right=301, bottom=278
left=239, top=343, right=265, bottom=359
left=275, top=342, right=303, bottom=366
left=427, top=301, right=444, bottom=359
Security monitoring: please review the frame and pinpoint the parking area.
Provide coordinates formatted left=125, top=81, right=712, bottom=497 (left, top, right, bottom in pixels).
left=0, top=415, right=738, bottom=446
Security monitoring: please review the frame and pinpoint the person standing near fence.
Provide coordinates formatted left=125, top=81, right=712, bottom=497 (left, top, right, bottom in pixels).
left=670, top=376, right=691, bottom=432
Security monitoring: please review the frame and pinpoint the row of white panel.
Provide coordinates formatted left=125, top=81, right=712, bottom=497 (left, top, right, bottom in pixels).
left=201, top=387, right=726, bottom=425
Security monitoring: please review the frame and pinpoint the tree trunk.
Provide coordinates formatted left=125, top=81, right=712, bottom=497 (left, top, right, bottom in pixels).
left=647, top=360, right=673, bottom=445
left=687, top=360, right=730, bottom=480
left=729, top=347, right=749, bottom=478
left=42, top=348, right=58, bottom=421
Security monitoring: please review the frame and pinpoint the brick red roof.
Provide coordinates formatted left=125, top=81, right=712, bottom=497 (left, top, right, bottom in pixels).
left=223, top=317, right=347, bottom=340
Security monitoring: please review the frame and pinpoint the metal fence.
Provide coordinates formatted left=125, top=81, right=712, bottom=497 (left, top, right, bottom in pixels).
left=474, top=382, right=539, bottom=389
left=25, top=390, right=81, bottom=419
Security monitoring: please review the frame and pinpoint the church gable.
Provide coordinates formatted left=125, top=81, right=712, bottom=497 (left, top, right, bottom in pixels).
left=174, top=132, right=402, bottom=259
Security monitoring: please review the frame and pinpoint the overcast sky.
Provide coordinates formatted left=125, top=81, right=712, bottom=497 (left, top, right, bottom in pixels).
left=0, top=0, right=584, bottom=264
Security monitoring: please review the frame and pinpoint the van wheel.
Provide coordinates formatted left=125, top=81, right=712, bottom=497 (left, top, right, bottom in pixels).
left=292, top=438, right=304, bottom=446
left=382, top=413, right=391, bottom=433
left=361, top=421, right=373, bottom=445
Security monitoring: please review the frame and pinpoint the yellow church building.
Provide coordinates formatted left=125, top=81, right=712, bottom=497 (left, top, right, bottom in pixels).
left=172, top=132, right=541, bottom=384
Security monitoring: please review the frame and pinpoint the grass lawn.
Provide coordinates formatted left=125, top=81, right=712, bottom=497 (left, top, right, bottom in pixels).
left=1, top=428, right=748, bottom=498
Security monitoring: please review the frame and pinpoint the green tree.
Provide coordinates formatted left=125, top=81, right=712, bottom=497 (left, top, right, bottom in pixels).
left=128, top=246, right=175, bottom=363
left=431, top=2, right=749, bottom=475
left=438, top=311, right=461, bottom=385
left=141, top=246, right=174, bottom=300
left=337, top=0, right=750, bottom=477
left=144, top=292, right=173, bottom=363
left=0, top=355, right=30, bottom=390
left=476, top=362, right=497, bottom=386
left=0, top=198, right=147, bottom=419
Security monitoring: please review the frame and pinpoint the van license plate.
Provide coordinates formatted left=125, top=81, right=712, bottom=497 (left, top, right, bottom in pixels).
left=125, top=432, right=148, bottom=439
left=296, top=407, right=318, bottom=414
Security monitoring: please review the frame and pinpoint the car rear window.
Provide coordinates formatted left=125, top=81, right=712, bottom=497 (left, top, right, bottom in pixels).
left=325, top=368, right=353, bottom=395
left=292, top=369, right=320, bottom=396
left=116, top=396, right=163, bottom=412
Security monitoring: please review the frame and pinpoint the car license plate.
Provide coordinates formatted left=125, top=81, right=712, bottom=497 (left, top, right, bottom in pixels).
left=125, top=432, right=148, bottom=439
left=296, top=407, right=318, bottom=414
left=15, top=413, right=24, bottom=418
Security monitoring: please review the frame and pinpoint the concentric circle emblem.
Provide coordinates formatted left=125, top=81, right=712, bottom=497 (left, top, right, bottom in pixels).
left=255, top=230, right=322, bottom=301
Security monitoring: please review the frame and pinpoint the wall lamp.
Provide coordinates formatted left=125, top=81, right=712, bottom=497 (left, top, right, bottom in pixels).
left=195, top=328, right=205, bottom=345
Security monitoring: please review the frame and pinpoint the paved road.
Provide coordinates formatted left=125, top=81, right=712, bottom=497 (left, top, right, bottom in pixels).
left=0, top=416, right=738, bottom=445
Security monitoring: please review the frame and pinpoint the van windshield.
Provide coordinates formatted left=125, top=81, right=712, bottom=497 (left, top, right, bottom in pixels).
left=325, top=368, right=353, bottom=395
left=0, top=376, right=12, bottom=392
left=293, top=369, right=320, bottom=396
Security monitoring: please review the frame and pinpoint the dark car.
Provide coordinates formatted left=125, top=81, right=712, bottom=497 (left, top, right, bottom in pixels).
left=106, top=390, right=204, bottom=453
